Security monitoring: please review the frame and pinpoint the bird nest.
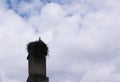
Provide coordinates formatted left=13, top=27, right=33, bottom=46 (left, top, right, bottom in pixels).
left=27, top=39, right=48, bottom=59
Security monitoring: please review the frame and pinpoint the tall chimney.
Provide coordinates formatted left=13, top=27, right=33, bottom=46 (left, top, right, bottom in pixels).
left=26, top=38, right=49, bottom=82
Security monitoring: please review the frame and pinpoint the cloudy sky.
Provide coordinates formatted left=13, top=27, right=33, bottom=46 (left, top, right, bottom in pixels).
left=0, top=0, right=120, bottom=82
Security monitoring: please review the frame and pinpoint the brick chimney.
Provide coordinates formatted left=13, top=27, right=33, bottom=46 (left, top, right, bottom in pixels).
left=26, top=38, right=49, bottom=82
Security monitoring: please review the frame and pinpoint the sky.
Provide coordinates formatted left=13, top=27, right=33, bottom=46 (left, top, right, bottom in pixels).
left=0, top=0, right=120, bottom=82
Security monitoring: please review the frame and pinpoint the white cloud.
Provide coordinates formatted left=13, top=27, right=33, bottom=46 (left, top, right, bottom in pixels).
left=0, top=4, right=37, bottom=82
left=0, top=0, right=120, bottom=82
